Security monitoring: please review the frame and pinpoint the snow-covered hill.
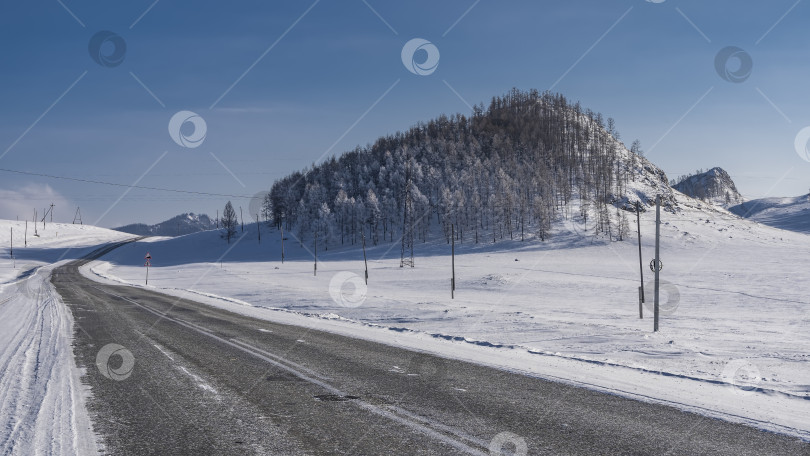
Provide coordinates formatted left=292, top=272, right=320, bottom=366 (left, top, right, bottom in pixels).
left=729, top=194, right=810, bottom=234
left=114, top=212, right=215, bottom=237
left=672, top=167, right=744, bottom=209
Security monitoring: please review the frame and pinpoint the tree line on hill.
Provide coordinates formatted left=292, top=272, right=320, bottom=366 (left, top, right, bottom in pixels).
left=221, top=89, right=644, bottom=249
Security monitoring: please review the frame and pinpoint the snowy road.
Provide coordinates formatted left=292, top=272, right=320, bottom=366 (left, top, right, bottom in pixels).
left=52, top=252, right=808, bottom=455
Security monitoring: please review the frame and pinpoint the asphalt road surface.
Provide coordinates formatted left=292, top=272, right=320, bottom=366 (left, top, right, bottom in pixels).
left=52, top=242, right=809, bottom=455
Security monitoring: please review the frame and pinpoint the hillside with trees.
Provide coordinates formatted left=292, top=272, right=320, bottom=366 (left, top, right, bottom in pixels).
left=263, top=89, right=673, bottom=254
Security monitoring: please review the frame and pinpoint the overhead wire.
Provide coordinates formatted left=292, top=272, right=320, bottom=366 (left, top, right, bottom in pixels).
left=0, top=167, right=253, bottom=199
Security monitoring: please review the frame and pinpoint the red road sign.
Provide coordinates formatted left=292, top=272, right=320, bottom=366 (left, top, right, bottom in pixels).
left=145, top=252, right=152, bottom=260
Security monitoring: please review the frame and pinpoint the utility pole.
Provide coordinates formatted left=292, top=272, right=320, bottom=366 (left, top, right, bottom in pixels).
left=9, top=228, right=12, bottom=258
left=49, top=203, right=54, bottom=223
left=73, top=207, right=82, bottom=225
left=256, top=215, right=261, bottom=244
left=362, top=233, right=368, bottom=285
left=636, top=201, right=644, bottom=318
left=33, top=209, right=38, bottom=237
left=24, top=221, right=27, bottom=247
left=314, top=230, right=318, bottom=276
left=654, top=195, right=661, bottom=332
left=240, top=206, right=244, bottom=232
left=400, top=179, right=415, bottom=267
left=451, top=224, right=456, bottom=299
left=216, top=210, right=219, bottom=229
left=281, top=223, right=285, bottom=264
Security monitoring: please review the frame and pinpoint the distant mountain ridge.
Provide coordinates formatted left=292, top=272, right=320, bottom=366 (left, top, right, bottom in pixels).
left=672, top=167, right=744, bottom=209
left=115, top=213, right=215, bottom=237
left=729, top=194, right=810, bottom=234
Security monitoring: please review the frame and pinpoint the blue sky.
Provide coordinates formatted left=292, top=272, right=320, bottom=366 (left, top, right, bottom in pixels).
left=1, top=0, right=808, bottom=227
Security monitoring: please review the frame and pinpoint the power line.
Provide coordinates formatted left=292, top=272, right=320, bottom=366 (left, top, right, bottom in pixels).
left=0, top=167, right=252, bottom=199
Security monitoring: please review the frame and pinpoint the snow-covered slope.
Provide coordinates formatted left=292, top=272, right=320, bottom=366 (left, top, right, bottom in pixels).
left=672, top=167, right=744, bottom=208
left=82, top=199, right=810, bottom=438
left=0, top=221, right=133, bottom=455
left=729, top=194, right=810, bottom=234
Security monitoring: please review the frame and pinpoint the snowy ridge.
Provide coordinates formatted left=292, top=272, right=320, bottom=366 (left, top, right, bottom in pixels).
left=672, top=167, right=745, bottom=209
left=729, top=194, right=810, bottom=234
left=114, top=212, right=215, bottom=237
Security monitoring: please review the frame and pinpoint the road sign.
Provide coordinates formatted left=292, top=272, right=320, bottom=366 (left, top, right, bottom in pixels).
left=649, top=258, right=663, bottom=273
left=144, top=253, right=151, bottom=285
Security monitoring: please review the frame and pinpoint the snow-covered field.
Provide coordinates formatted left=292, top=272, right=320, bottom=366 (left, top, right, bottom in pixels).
left=0, top=221, right=132, bottom=455
left=80, top=195, right=810, bottom=439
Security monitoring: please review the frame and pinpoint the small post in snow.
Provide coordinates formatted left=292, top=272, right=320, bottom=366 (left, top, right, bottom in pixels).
left=451, top=224, right=456, bottom=299
left=362, top=233, right=368, bottom=285
left=636, top=201, right=644, bottom=305
left=144, top=252, right=152, bottom=285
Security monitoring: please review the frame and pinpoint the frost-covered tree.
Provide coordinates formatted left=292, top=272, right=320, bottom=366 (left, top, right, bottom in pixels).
left=222, top=201, right=238, bottom=243
left=365, top=189, right=381, bottom=244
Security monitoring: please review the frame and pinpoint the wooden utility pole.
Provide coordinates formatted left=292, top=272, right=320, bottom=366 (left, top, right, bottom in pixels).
left=24, top=221, right=27, bottom=247
left=636, top=201, right=645, bottom=318
left=314, top=230, right=318, bottom=276
left=9, top=228, right=12, bottom=257
left=33, top=209, right=38, bottom=236
left=451, top=224, right=456, bottom=299
left=362, top=233, right=368, bottom=285
left=216, top=210, right=219, bottom=229
left=654, top=195, right=661, bottom=332
left=256, top=215, right=260, bottom=244
left=49, top=203, right=54, bottom=223
left=240, top=206, right=244, bottom=232
left=281, top=224, right=285, bottom=264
